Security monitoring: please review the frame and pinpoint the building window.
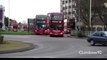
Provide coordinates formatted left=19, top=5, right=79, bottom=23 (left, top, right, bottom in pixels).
left=97, top=27, right=102, bottom=31
left=72, top=1, right=75, bottom=5
left=69, top=12, right=71, bottom=14
left=72, top=15, right=75, bottom=18
left=72, top=11, right=75, bottom=14
left=72, top=5, right=75, bottom=8
left=66, top=1, right=67, bottom=3
left=66, top=9, right=68, bottom=13
left=73, top=8, right=75, bottom=11
left=64, top=12, right=67, bottom=15
left=61, top=10, right=63, bottom=12
left=69, top=0, right=71, bottom=3
left=65, top=7, right=67, bottom=9
left=62, top=1, right=64, bottom=4
left=63, top=7, right=65, bottom=10
left=69, top=6, right=71, bottom=8
left=92, top=27, right=96, bottom=31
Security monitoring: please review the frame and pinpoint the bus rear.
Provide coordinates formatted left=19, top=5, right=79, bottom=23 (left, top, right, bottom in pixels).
left=34, top=15, right=48, bottom=35
left=47, top=12, right=64, bottom=37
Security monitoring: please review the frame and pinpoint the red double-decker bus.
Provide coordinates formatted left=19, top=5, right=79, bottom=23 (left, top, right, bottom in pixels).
left=34, top=15, right=48, bottom=35
left=47, top=12, right=64, bottom=37
left=13, top=24, right=18, bottom=32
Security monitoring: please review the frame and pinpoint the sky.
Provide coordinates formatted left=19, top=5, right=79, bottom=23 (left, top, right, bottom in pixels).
left=0, top=0, right=60, bottom=23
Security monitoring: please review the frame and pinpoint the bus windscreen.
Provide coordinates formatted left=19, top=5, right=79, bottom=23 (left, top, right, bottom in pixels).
left=50, top=24, right=64, bottom=30
left=36, top=15, right=47, bottom=20
left=36, top=24, right=46, bottom=30
left=51, top=14, right=64, bottom=20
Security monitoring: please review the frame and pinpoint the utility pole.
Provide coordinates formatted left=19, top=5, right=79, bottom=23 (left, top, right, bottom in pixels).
left=89, top=0, right=92, bottom=35
left=8, top=0, right=10, bottom=31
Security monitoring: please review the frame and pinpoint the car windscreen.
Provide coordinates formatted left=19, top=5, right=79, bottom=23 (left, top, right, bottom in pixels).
left=104, top=32, right=107, bottom=36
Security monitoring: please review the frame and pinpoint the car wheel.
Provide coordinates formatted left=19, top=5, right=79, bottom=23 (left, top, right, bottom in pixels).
left=90, top=40, right=95, bottom=46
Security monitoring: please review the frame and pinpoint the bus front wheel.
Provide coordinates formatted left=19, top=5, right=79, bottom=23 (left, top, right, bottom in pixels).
left=50, top=35, right=53, bottom=37
left=61, top=35, right=64, bottom=37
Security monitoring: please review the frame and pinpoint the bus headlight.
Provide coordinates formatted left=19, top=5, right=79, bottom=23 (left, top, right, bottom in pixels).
left=60, top=32, right=63, bottom=35
left=45, top=30, right=47, bottom=32
left=59, top=21, right=61, bottom=23
left=35, top=30, right=37, bottom=32
left=50, top=32, right=53, bottom=34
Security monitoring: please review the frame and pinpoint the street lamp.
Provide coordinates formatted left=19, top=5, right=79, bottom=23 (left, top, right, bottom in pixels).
left=89, top=0, right=92, bottom=35
left=8, top=0, right=10, bottom=31
left=104, top=3, right=107, bottom=8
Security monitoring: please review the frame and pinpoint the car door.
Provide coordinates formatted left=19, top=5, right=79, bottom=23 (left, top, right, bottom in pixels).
left=91, top=32, right=102, bottom=42
left=99, top=32, right=107, bottom=42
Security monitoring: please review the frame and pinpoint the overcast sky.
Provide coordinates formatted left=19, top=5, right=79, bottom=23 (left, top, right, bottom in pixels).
left=0, top=0, right=60, bottom=23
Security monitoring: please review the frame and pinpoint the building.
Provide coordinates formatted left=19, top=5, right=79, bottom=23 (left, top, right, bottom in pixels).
left=60, top=0, right=80, bottom=29
left=60, top=0, right=77, bottom=19
left=61, top=0, right=107, bottom=36
left=0, top=5, right=5, bottom=31
left=60, top=0, right=80, bottom=35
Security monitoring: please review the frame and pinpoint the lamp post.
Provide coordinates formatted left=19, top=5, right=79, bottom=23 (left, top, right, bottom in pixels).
left=8, top=0, right=10, bottom=31
left=104, top=3, right=107, bottom=8
left=89, top=0, right=92, bottom=35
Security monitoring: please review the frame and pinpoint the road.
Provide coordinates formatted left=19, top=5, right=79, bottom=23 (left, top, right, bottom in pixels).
left=0, top=34, right=107, bottom=58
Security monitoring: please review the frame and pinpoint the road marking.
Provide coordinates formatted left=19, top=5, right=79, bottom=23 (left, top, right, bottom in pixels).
left=32, top=56, right=54, bottom=58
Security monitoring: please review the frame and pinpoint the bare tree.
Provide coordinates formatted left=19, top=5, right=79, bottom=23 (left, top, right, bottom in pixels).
left=80, top=0, right=90, bottom=31
left=91, top=0, right=107, bottom=30
left=80, top=0, right=107, bottom=31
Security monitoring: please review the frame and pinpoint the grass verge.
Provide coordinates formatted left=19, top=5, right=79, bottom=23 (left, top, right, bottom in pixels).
left=0, top=32, right=34, bottom=35
left=0, top=40, right=33, bottom=53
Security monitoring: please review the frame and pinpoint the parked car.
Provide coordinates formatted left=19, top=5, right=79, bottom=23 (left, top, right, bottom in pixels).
left=87, top=31, right=107, bottom=46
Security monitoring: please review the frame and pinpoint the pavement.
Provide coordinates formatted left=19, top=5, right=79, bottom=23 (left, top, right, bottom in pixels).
left=0, top=40, right=36, bottom=54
